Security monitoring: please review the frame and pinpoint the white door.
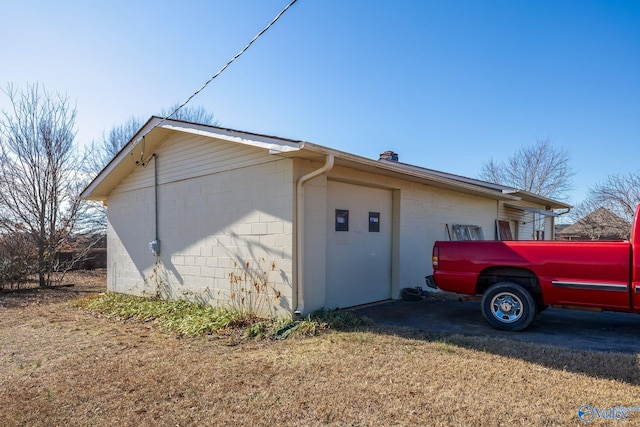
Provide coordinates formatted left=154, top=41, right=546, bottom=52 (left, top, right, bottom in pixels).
left=325, top=181, right=392, bottom=308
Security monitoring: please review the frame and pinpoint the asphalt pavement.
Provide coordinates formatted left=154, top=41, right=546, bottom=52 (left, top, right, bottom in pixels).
left=352, top=291, right=640, bottom=353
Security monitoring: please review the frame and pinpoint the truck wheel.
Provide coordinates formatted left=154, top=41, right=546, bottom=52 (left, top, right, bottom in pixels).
left=481, top=282, right=536, bottom=331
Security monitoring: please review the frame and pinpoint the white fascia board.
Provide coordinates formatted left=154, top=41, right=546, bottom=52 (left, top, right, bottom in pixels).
left=378, top=159, right=515, bottom=192
left=80, top=151, right=124, bottom=200
left=503, top=203, right=560, bottom=217
left=299, top=142, right=521, bottom=201
left=80, top=118, right=162, bottom=200
left=513, top=189, right=572, bottom=209
left=158, top=122, right=303, bottom=154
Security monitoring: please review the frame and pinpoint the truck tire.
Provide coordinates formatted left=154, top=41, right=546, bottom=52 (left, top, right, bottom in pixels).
left=481, top=282, right=536, bottom=331
left=401, top=287, right=423, bottom=301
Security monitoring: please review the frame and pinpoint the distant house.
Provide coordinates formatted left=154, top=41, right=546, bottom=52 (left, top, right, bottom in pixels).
left=557, top=207, right=630, bottom=241
left=81, top=117, right=571, bottom=316
left=57, top=236, right=107, bottom=270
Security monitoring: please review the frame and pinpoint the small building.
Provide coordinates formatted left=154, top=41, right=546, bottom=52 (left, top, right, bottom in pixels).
left=81, top=117, right=570, bottom=316
left=557, top=207, right=630, bottom=241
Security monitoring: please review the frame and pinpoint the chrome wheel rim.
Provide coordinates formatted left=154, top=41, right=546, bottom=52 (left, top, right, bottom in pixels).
left=490, top=292, right=523, bottom=323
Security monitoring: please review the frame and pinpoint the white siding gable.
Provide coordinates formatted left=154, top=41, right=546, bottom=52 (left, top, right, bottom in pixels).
left=112, top=133, right=279, bottom=195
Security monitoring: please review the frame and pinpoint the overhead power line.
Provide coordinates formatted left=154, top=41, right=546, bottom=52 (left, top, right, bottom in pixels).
left=134, top=0, right=299, bottom=157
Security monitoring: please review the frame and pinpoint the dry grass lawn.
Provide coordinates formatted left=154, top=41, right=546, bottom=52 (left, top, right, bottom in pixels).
left=2, top=270, right=640, bottom=426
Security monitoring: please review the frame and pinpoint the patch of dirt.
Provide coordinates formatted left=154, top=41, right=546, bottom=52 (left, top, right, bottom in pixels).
left=0, top=269, right=106, bottom=308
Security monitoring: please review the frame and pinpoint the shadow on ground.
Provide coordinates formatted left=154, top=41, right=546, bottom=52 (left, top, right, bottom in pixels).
left=0, top=270, right=106, bottom=308
left=352, top=292, right=640, bottom=385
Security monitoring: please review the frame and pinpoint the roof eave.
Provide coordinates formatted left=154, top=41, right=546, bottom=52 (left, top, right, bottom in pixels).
left=81, top=118, right=568, bottom=208
left=512, top=190, right=572, bottom=210
left=80, top=117, right=305, bottom=200
left=291, top=142, right=522, bottom=202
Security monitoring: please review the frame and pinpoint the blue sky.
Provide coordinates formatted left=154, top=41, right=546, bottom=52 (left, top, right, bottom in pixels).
left=1, top=1, right=638, bottom=206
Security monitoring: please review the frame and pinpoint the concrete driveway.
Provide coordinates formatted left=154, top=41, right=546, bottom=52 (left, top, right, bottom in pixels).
left=352, top=292, right=640, bottom=353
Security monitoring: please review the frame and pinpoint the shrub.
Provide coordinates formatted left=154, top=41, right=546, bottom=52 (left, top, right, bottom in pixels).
left=0, top=231, right=36, bottom=289
left=76, top=293, right=371, bottom=340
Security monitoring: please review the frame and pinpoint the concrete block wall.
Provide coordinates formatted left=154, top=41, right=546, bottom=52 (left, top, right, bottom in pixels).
left=105, top=131, right=559, bottom=315
left=305, top=165, right=501, bottom=297
left=106, top=186, right=156, bottom=296
left=157, top=160, right=295, bottom=316
left=106, top=136, right=295, bottom=317
left=396, top=182, right=497, bottom=289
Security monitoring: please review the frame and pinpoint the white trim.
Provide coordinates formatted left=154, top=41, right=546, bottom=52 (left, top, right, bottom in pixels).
left=504, top=203, right=560, bottom=217
left=159, top=122, right=302, bottom=154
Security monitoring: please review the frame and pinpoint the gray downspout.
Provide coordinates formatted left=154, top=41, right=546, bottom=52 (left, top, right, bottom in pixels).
left=153, top=154, right=159, bottom=247
left=294, top=154, right=335, bottom=316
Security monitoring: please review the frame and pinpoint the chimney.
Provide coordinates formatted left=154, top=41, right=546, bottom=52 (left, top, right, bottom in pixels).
left=379, top=151, right=398, bottom=162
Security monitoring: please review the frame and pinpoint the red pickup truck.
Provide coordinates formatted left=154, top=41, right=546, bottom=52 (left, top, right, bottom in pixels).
left=431, top=204, right=640, bottom=331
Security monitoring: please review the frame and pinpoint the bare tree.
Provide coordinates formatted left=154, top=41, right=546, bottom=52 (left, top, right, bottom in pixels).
left=97, top=116, right=143, bottom=170
left=582, top=172, right=640, bottom=223
left=83, top=104, right=219, bottom=234
left=160, top=103, right=218, bottom=126
left=87, top=104, right=218, bottom=174
left=0, top=84, right=87, bottom=287
left=479, top=139, right=575, bottom=200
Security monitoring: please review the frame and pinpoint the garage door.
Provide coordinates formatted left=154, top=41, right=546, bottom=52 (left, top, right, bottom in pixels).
left=325, top=181, right=392, bottom=308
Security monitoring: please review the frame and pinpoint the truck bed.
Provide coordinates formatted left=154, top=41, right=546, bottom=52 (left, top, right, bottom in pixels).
left=434, top=240, right=632, bottom=311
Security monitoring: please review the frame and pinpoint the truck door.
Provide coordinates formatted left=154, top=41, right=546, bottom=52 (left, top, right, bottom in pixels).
left=544, top=242, right=631, bottom=311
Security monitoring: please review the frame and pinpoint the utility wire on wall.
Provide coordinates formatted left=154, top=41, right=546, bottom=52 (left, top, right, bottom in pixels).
left=133, top=0, right=299, bottom=162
